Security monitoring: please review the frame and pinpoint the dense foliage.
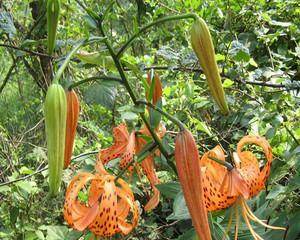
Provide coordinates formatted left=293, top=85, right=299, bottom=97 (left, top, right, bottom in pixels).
left=0, top=0, right=299, bottom=239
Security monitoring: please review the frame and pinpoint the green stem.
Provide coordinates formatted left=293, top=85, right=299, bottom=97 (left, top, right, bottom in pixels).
left=68, top=75, right=123, bottom=90
left=75, top=0, right=100, bottom=21
left=116, top=13, right=197, bottom=58
left=137, top=100, right=185, bottom=131
left=98, top=22, right=170, bottom=160
left=208, top=156, right=233, bottom=171
left=52, top=37, right=106, bottom=84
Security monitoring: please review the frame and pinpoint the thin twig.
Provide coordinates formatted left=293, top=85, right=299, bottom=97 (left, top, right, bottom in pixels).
left=0, top=151, right=98, bottom=187
left=284, top=125, right=300, bottom=146
left=116, top=13, right=197, bottom=58
left=123, top=65, right=300, bottom=90
left=0, top=59, right=18, bottom=94
left=0, top=43, right=53, bottom=58
left=0, top=167, right=47, bottom=187
left=68, top=75, right=123, bottom=90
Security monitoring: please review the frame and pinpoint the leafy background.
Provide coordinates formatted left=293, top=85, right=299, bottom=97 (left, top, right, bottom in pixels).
left=0, top=0, right=299, bottom=239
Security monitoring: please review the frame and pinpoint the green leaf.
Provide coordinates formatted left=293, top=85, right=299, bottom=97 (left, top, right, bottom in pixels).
left=0, top=185, right=10, bottom=193
left=35, top=230, right=45, bottom=240
left=66, top=230, right=83, bottom=240
left=177, top=228, right=197, bottom=240
left=120, top=111, right=138, bottom=121
left=156, top=182, right=181, bottom=199
left=45, top=226, right=69, bottom=240
left=85, top=81, right=119, bottom=109
left=19, top=166, right=34, bottom=175
left=266, top=185, right=286, bottom=199
left=83, top=15, right=97, bottom=29
left=269, top=20, right=292, bottom=27
left=150, top=98, right=162, bottom=129
left=15, top=180, right=37, bottom=194
left=249, top=58, right=258, bottom=67
left=0, top=12, right=16, bottom=38
left=286, top=210, right=300, bottom=240
left=167, top=191, right=190, bottom=221
left=229, top=40, right=250, bottom=62
left=196, top=121, right=212, bottom=136
left=222, top=79, right=234, bottom=88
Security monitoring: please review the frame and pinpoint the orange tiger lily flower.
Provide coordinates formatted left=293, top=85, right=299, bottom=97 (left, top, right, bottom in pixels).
left=100, top=123, right=136, bottom=169
left=64, top=89, right=80, bottom=169
left=200, top=136, right=285, bottom=240
left=99, top=123, right=165, bottom=211
left=175, top=129, right=211, bottom=240
left=200, top=145, right=249, bottom=211
left=63, top=159, right=139, bottom=237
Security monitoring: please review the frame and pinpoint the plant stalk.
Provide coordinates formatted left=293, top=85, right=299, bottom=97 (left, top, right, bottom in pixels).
left=116, top=13, right=197, bottom=58
left=98, top=22, right=170, bottom=160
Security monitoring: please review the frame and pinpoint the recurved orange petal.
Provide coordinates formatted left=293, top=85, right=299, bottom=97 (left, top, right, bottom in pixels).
left=88, top=177, right=118, bottom=237
left=200, top=145, right=249, bottom=211
left=100, top=123, right=131, bottom=164
left=236, top=136, right=273, bottom=197
left=63, top=172, right=101, bottom=231
left=119, top=131, right=136, bottom=169
left=64, top=169, right=139, bottom=237
left=135, top=129, right=162, bottom=211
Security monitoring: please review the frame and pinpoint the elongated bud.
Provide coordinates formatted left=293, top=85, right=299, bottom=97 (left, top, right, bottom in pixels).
left=44, top=83, right=67, bottom=195
left=146, top=72, right=163, bottom=105
left=146, top=72, right=163, bottom=129
left=175, top=129, right=211, bottom=240
left=64, top=90, right=80, bottom=169
left=191, top=16, right=229, bottom=115
left=47, top=0, right=61, bottom=54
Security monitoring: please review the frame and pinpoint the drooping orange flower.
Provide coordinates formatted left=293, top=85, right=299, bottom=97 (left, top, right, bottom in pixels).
left=100, top=123, right=136, bottom=169
left=98, top=72, right=164, bottom=212
left=63, top=158, right=139, bottom=237
left=200, top=136, right=285, bottom=240
left=175, top=129, right=211, bottom=240
left=64, top=89, right=80, bottom=169
left=99, top=123, right=165, bottom=211
left=200, top=145, right=249, bottom=211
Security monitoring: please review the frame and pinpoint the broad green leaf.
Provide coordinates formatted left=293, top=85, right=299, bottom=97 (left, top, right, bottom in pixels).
left=266, top=185, right=286, bottom=199
left=0, top=185, right=10, bottom=193
left=19, top=166, right=34, bottom=175
left=15, top=180, right=37, bottom=194
left=228, top=40, right=250, bottom=62
left=45, top=226, right=69, bottom=240
left=222, top=79, right=234, bottom=88
left=156, top=182, right=181, bottom=199
left=0, top=12, right=16, bottom=38
left=120, top=111, right=138, bottom=121
left=35, top=230, right=45, bottom=240
left=85, top=81, right=119, bottom=109
left=285, top=210, right=300, bottom=240
left=167, top=191, right=190, bottom=221
left=196, top=121, right=212, bottom=136
left=177, top=228, right=197, bottom=240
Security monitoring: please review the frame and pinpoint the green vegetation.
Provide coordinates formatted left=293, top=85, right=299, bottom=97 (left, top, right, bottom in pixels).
left=0, top=0, right=299, bottom=239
